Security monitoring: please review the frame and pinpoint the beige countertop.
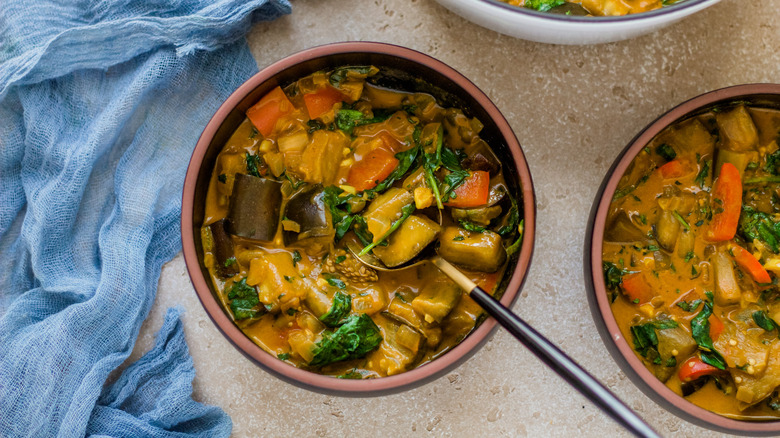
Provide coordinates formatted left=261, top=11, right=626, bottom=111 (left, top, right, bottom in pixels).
left=131, top=0, right=780, bottom=436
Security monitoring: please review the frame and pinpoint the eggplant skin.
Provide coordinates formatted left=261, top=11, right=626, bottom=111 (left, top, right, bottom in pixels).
left=209, top=218, right=238, bottom=278
left=283, top=184, right=333, bottom=244
left=227, top=173, right=283, bottom=242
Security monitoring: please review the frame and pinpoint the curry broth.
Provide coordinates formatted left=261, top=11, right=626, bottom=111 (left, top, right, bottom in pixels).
left=200, top=66, right=521, bottom=378
left=603, top=106, right=780, bottom=420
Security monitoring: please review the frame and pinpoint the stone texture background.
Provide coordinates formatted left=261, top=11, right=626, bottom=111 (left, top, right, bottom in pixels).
left=131, top=0, right=780, bottom=436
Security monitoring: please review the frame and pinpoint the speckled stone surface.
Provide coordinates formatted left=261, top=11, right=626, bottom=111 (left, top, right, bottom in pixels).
left=129, top=0, right=780, bottom=436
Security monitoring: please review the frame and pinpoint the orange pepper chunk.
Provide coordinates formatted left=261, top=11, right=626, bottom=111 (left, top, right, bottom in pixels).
left=706, top=163, right=742, bottom=242
left=347, top=147, right=399, bottom=192
left=303, top=85, right=346, bottom=120
left=444, top=171, right=490, bottom=208
left=246, top=86, right=294, bottom=137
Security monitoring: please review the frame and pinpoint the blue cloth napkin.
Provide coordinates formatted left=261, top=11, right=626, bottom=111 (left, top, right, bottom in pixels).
left=0, top=1, right=291, bottom=436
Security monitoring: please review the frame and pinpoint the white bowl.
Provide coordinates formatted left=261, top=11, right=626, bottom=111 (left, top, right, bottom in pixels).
left=435, top=0, right=721, bottom=45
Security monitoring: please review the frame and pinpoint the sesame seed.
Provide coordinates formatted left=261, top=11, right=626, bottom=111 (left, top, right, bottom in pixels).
left=729, top=339, right=737, bottom=346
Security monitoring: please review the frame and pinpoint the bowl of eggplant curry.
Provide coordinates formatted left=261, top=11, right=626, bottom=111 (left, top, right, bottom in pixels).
left=182, top=42, right=535, bottom=396
left=587, top=84, right=780, bottom=434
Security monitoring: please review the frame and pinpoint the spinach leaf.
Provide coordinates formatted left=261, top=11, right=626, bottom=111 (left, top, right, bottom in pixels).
left=655, top=143, right=676, bottom=162
left=766, top=150, right=780, bottom=176
left=320, top=291, right=351, bottom=327
left=695, top=160, right=711, bottom=190
left=324, top=275, right=346, bottom=290
left=603, top=262, right=630, bottom=290
left=739, top=206, right=780, bottom=253
left=524, top=0, right=565, bottom=11
left=459, top=219, right=486, bottom=233
left=309, top=314, right=383, bottom=367
left=359, top=203, right=416, bottom=255
left=753, top=310, right=780, bottom=336
left=352, top=216, right=374, bottom=246
left=505, top=219, right=524, bottom=257
left=691, top=301, right=727, bottom=370
left=421, top=124, right=445, bottom=209
left=335, top=108, right=392, bottom=136
left=323, top=186, right=363, bottom=241
left=630, top=319, right=679, bottom=365
left=368, top=146, right=420, bottom=194
left=329, top=66, right=374, bottom=87
left=227, top=278, right=261, bottom=320
left=440, top=146, right=466, bottom=172
left=497, top=194, right=520, bottom=237
left=246, top=152, right=264, bottom=178
left=676, top=299, right=703, bottom=312
left=440, top=170, right=470, bottom=202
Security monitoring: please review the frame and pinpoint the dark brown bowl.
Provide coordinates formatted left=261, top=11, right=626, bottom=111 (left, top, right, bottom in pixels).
left=181, top=42, right=536, bottom=396
left=585, top=84, right=780, bottom=435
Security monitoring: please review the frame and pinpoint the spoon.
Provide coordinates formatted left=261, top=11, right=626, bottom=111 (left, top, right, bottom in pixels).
left=347, top=245, right=660, bottom=438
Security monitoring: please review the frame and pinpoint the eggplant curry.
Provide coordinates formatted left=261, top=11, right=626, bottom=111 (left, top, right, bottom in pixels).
left=603, top=104, right=780, bottom=419
left=201, top=66, right=523, bottom=378
left=504, top=0, right=680, bottom=16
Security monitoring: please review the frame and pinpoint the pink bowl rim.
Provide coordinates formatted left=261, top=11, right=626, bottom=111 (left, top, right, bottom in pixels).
left=181, top=41, right=536, bottom=395
left=588, top=83, right=780, bottom=433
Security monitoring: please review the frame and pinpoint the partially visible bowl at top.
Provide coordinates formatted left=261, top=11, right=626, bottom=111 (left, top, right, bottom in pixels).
left=586, top=84, right=780, bottom=435
left=435, top=0, right=721, bottom=45
left=181, top=42, right=536, bottom=396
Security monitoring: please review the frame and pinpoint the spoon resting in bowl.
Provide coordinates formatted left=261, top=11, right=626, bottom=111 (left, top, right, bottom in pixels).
left=347, top=244, right=659, bottom=438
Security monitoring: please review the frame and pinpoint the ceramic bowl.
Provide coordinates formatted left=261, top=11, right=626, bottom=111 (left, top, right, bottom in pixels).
left=436, top=0, right=721, bottom=45
left=585, top=84, right=780, bottom=435
left=182, top=41, right=536, bottom=396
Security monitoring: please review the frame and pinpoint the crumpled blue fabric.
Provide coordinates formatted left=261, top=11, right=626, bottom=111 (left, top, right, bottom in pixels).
left=0, top=1, right=291, bottom=436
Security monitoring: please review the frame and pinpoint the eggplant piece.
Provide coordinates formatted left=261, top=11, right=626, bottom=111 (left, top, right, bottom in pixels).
left=716, top=105, right=759, bottom=152
left=463, top=139, right=500, bottom=175
left=485, top=174, right=508, bottom=207
left=227, top=173, right=283, bottom=242
left=208, top=219, right=238, bottom=278
left=681, top=376, right=710, bottom=397
left=412, top=278, right=462, bottom=324
left=438, top=227, right=506, bottom=272
left=604, top=210, right=646, bottom=243
left=367, top=316, right=421, bottom=376
left=656, top=210, right=680, bottom=252
left=372, top=215, right=441, bottom=268
left=363, top=188, right=414, bottom=239
left=450, top=205, right=502, bottom=227
left=713, top=248, right=741, bottom=306
left=283, top=184, right=334, bottom=246
left=383, top=295, right=442, bottom=348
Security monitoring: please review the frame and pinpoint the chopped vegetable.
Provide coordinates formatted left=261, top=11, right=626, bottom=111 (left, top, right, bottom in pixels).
left=246, top=86, right=293, bottom=137
left=227, top=278, right=262, bottom=320
left=731, top=244, right=772, bottom=284
left=348, top=148, right=400, bottom=192
left=303, top=86, right=347, bottom=119
left=444, top=170, right=490, bottom=208
left=691, top=300, right=727, bottom=370
left=706, top=162, right=742, bottom=241
left=320, top=291, right=352, bottom=327
left=309, top=314, right=383, bottom=367
left=620, top=272, right=654, bottom=305
left=678, top=357, right=722, bottom=383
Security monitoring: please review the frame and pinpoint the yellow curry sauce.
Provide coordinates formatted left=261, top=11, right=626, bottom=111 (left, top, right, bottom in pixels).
left=503, top=0, right=678, bottom=16
left=201, top=66, right=523, bottom=378
left=603, top=104, right=780, bottom=419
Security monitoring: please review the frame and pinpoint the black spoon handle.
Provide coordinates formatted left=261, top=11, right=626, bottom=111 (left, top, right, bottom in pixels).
left=469, top=285, right=660, bottom=438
